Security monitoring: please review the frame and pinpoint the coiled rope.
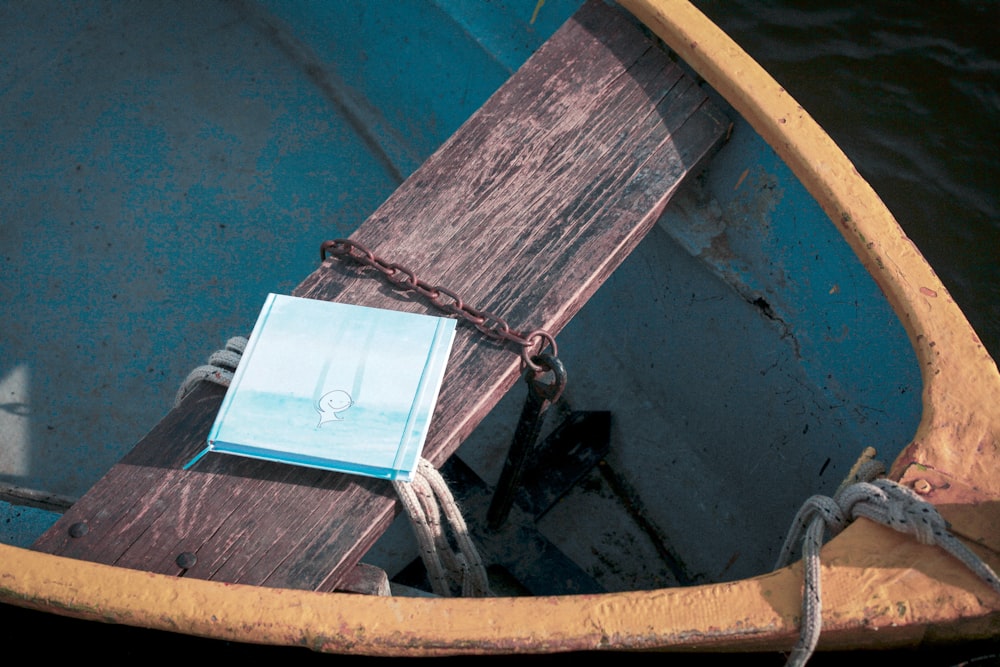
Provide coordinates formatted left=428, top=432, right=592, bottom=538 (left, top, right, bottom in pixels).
left=777, top=447, right=1000, bottom=667
left=177, top=338, right=492, bottom=597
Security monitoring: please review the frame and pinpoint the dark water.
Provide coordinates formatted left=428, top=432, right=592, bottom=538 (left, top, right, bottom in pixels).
left=695, top=0, right=1000, bottom=361
left=4, top=2, right=998, bottom=661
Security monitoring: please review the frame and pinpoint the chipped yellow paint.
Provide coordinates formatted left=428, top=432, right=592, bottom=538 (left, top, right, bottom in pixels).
left=0, top=0, right=997, bottom=655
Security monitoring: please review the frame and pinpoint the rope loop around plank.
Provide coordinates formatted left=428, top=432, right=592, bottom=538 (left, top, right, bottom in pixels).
left=393, top=459, right=492, bottom=597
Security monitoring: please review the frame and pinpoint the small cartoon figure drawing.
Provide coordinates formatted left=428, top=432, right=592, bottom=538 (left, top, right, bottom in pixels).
left=316, top=389, right=353, bottom=427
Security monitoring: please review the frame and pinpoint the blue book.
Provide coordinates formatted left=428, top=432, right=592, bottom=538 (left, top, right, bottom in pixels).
left=186, top=293, right=456, bottom=482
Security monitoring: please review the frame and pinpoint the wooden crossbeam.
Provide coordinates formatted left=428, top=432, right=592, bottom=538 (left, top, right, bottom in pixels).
left=34, top=0, right=728, bottom=592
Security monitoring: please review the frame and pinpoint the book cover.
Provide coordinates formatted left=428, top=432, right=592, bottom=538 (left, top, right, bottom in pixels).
left=186, top=293, right=456, bottom=482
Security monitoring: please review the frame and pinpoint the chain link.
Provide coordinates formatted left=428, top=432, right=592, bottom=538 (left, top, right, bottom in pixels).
left=320, top=238, right=557, bottom=371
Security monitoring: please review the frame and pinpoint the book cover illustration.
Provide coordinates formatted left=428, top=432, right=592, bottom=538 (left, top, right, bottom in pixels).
left=187, top=293, right=457, bottom=482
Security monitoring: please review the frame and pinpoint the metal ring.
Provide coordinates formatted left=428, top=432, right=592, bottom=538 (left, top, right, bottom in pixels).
left=520, top=330, right=558, bottom=372
left=319, top=240, right=337, bottom=261
left=524, top=352, right=566, bottom=403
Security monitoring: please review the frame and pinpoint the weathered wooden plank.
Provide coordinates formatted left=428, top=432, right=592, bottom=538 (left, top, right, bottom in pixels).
left=336, top=563, right=391, bottom=597
left=35, top=0, right=728, bottom=592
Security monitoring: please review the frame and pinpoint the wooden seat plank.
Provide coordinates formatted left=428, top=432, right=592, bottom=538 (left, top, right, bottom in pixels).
left=34, top=0, right=728, bottom=592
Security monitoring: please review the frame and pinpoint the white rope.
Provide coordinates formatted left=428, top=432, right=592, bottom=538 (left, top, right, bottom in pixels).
left=394, top=471, right=452, bottom=595
left=178, top=336, right=491, bottom=597
left=394, top=459, right=492, bottom=597
left=777, top=449, right=1000, bottom=667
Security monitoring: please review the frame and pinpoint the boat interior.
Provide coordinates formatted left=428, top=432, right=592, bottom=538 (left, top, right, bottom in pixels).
left=2, top=0, right=924, bottom=596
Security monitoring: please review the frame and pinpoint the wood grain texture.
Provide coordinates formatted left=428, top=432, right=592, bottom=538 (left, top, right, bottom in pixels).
left=34, top=0, right=728, bottom=592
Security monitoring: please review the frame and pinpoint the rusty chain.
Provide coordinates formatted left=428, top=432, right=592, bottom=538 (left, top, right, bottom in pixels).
left=320, top=238, right=558, bottom=373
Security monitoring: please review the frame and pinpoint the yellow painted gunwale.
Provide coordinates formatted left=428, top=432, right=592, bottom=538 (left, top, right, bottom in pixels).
left=1, top=0, right=997, bottom=655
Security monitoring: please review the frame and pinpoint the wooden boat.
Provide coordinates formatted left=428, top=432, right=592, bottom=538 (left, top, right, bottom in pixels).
left=1, top=0, right=997, bottom=661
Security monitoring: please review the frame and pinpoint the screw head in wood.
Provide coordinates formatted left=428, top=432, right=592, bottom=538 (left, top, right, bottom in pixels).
left=175, top=552, right=197, bottom=569
left=68, top=522, right=89, bottom=538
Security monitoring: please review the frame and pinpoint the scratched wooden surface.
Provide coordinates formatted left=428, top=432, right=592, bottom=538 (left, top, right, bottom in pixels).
left=34, top=0, right=728, bottom=592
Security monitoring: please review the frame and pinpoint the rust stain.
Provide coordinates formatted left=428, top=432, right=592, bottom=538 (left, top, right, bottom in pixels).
left=734, top=168, right=749, bottom=190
